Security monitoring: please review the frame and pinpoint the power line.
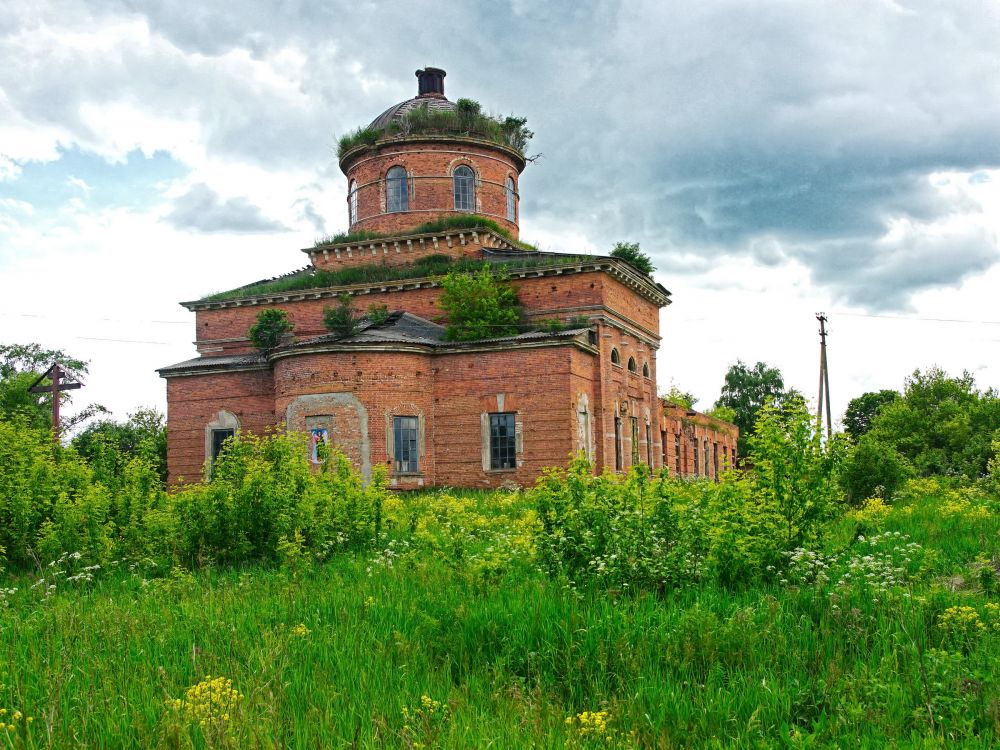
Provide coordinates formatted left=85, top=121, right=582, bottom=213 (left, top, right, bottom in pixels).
left=834, top=311, right=1000, bottom=326
left=0, top=311, right=188, bottom=325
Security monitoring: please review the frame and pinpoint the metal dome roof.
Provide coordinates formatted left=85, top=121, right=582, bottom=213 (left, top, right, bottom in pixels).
left=368, top=94, right=457, bottom=131
left=367, top=67, right=457, bottom=130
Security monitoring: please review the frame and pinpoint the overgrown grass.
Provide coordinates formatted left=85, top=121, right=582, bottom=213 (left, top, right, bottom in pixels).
left=201, top=252, right=587, bottom=302
left=338, top=98, right=533, bottom=159
left=2, top=486, right=999, bottom=748
left=314, top=215, right=518, bottom=247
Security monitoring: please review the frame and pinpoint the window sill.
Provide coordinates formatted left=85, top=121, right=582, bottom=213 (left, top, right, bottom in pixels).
left=486, top=467, right=518, bottom=473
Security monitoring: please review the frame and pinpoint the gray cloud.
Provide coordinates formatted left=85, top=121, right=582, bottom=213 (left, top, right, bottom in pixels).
left=790, top=225, right=1000, bottom=311
left=166, top=184, right=287, bottom=233
left=5, top=0, right=1000, bottom=308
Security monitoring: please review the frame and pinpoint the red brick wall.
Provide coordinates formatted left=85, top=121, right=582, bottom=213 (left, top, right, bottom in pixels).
left=193, top=270, right=661, bottom=356
left=659, top=403, right=738, bottom=479
left=594, top=323, right=661, bottom=472
left=165, top=370, right=275, bottom=484
left=311, top=232, right=504, bottom=272
left=430, top=347, right=576, bottom=488
left=344, top=139, right=521, bottom=238
left=273, top=350, right=435, bottom=485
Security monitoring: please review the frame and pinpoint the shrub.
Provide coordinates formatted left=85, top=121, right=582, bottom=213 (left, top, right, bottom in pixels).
left=839, top=432, right=912, bottom=506
left=366, top=303, right=390, bottom=325
left=322, top=293, right=359, bottom=337
left=0, top=416, right=386, bottom=571
left=748, top=399, right=842, bottom=549
left=248, top=308, right=293, bottom=351
left=438, top=267, right=522, bottom=342
left=168, top=432, right=386, bottom=567
left=610, top=241, right=655, bottom=275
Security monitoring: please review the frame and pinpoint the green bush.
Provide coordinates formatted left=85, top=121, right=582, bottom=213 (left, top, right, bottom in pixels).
left=0, top=416, right=386, bottom=571
left=322, top=293, right=359, bottom=337
left=248, top=308, right=293, bottom=351
left=609, top=241, right=655, bottom=275
left=839, top=432, right=912, bottom=506
left=438, top=267, right=522, bottom=341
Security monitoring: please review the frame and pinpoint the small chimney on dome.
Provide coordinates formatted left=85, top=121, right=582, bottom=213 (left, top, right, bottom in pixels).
left=415, top=67, right=446, bottom=98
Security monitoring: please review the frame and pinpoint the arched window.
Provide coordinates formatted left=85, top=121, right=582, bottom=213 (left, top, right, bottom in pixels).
left=627, top=357, right=637, bottom=373
left=642, top=362, right=650, bottom=378
left=454, top=165, right=475, bottom=211
left=348, top=179, right=358, bottom=225
left=610, top=348, right=621, bottom=366
left=386, top=166, right=408, bottom=213
left=506, top=176, right=516, bottom=221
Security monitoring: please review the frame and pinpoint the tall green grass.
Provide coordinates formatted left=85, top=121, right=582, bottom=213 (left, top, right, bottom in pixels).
left=2, top=487, right=999, bottom=748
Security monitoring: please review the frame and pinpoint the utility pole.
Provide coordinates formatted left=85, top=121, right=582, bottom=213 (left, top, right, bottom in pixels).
left=815, top=313, right=832, bottom=440
left=28, top=363, right=83, bottom=444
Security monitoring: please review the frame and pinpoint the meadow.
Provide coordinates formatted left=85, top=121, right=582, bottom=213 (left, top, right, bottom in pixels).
left=2, top=473, right=999, bottom=748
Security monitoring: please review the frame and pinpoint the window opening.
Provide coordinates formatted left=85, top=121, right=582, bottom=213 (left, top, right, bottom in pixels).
left=704, top=440, right=711, bottom=478
left=211, top=429, right=234, bottom=463
left=627, top=357, right=637, bottom=373
left=614, top=416, right=623, bottom=471
left=630, top=416, right=640, bottom=465
left=489, top=412, right=516, bottom=470
left=506, top=176, right=516, bottom=221
left=646, top=423, right=653, bottom=467
left=674, top=433, right=682, bottom=476
left=642, top=362, right=650, bottom=378
left=610, top=348, right=621, bottom=366
left=393, top=416, right=419, bottom=473
left=348, top=179, right=358, bottom=225
left=386, top=166, right=408, bottom=212
left=453, top=165, right=475, bottom=211
left=692, top=437, right=699, bottom=475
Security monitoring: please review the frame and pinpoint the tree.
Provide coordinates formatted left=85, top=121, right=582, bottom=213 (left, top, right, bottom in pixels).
left=843, top=389, right=899, bottom=441
left=0, top=343, right=106, bottom=432
left=663, top=385, right=697, bottom=409
left=323, top=293, right=359, bottom=337
left=72, top=408, right=168, bottom=486
left=868, top=367, right=1000, bottom=479
left=748, top=399, right=840, bottom=549
left=438, top=267, right=522, bottom=342
left=248, top=309, right=293, bottom=352
left=610, top=242, right=655, bottom=275
left=714, top=360, right=793, bottom=456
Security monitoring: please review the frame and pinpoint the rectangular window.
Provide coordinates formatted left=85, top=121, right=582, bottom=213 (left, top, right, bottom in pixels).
left=674, top=433, right=682, bottom=476
left=211, top=428, right=234, bottom=462
left=692, top=437, right=699, bottom=475
left=614, top=416, right=623, bottom=471
left=713, top=442, right=719, bottom=480
left=489, top=412, right=516, bottom=470
left=393, top=416, right=419, bottom=474
left=646, top=424, right=653, bottom=467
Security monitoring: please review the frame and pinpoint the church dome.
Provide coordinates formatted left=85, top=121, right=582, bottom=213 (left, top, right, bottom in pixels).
left=367, top=68, right=457, bottom=130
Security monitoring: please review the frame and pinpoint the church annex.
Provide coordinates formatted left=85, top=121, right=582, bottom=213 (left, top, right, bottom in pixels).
left=159, top=68, right=736, bottom=488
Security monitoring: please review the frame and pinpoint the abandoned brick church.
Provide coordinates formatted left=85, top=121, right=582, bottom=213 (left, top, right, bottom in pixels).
left=159, top=68, right=737, bottom=488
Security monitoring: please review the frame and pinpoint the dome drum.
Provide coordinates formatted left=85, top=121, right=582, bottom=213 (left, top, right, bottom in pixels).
left=344, top=139, right=520, bottom=238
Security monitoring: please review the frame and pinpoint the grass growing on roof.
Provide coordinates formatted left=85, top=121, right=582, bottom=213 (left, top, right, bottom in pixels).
left=314, top=215, right=517, bottom=247
left=201, top=253, right=587, bottom=302
left=338, top=98, right=533, bottom=159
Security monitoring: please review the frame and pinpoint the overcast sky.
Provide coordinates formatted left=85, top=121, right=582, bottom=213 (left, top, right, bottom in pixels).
left=2, top=0, right=1000, bottom=427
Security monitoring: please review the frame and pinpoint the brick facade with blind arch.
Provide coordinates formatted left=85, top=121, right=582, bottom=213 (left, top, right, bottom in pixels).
left=159, top=67, right=736, bottom=487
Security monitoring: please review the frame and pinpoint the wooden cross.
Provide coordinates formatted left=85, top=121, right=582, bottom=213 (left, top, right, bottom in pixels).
left=28, top=363, right=83, bottom=443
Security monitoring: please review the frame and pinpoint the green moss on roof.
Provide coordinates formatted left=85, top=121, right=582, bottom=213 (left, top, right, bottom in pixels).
left=314, top=215, right=520, bottom=248
left=337, top=99, right=533, bottom=159
left=200, top=253, right=588, bottom=303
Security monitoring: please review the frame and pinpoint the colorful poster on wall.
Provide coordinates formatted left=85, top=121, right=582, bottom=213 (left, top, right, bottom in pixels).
left=310, top=428, right=329, bottom=464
